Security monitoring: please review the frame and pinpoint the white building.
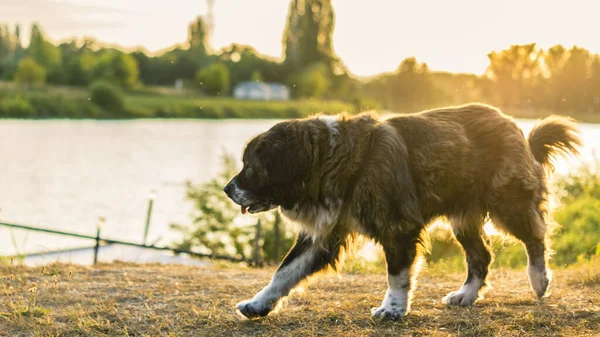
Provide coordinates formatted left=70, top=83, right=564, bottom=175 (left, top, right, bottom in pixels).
left=233, top=82, right=291, bottom=101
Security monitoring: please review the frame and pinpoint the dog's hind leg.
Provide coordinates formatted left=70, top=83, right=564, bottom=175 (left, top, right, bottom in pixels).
left=443, top=213, right=492, bottom=306
left=371, top=229, right=422, bottom=320
left=492, top=206, right=551, bottom=298
left=236, top=230, right=347, bottom=319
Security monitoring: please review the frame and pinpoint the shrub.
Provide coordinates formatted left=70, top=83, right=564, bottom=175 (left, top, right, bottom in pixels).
left=0, top=96, right=35, bottom=118
left=195, top=63, right=231, bottom=96
left=170, top=154, right=294, bottom=262
left=14, top=58, right=46, bottom=86
left=295, top=62, right=331, bottom=98
left=90, top=81, right=126, bottom=113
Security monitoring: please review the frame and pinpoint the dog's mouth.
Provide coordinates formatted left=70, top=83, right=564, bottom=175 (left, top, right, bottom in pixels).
left=240, top=202, right=276, bottom=214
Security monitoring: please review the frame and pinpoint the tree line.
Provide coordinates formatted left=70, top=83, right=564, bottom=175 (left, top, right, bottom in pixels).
left=1, top=0, right=600, bottom=117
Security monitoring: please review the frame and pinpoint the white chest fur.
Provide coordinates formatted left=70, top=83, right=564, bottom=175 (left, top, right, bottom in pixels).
left=280, top=198, right=342, bottom=242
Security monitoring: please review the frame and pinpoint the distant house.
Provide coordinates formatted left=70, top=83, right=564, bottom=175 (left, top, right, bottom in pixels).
left=233, top=82, right=291, bottom=101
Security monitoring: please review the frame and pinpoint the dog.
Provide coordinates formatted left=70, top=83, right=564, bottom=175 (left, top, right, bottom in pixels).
left=223, top=103, right=581, bottom=320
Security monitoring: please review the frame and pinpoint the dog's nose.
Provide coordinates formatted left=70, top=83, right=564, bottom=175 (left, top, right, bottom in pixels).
left=223, top=183, right=232, bottom=196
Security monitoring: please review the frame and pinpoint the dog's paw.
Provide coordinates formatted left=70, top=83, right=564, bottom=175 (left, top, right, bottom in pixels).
left=371, top=305, right=406, bottom=321
left=236, top=299, right=274, bottom=319
left=528, top=266, right=550, bottom=298
left=443, top=290, right=478, bottom=307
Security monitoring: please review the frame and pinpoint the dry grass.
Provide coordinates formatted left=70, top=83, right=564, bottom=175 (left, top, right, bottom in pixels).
left=1, top=260, right=599, bottom=337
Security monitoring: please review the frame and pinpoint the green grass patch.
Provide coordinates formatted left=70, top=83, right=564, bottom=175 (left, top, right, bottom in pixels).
left=0, top=81, right=356, bottom=119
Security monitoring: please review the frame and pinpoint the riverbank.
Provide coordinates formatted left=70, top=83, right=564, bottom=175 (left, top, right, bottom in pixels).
left=0, top=82, right=356, bottom=119
left=1, top=82, right=600, bottom=122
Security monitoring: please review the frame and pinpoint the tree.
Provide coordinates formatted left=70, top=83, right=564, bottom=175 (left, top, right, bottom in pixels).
left=65, top=50, right=97, bottom=86
left=196, top=63, right=230, bottom=95
left=590, top=56, right=600, bottom=112
left=283, top=0, right=337, bottom=74
left=556, top=46, right=593, bottom=112
left=485, top=43, right=541, bottom=108
left=0, top=24, right=14, bottom=62
left=27, top=23, right=61, bottom=69
left=14, top=57, right=46, bottom=85
left=251, top=70, right=263, bottom=82
left=361, top=57, right=439, bottom=111
left=295, top=62, right=330, bottom=98
left=93, top=51, right=140, bottom=90
left=90, top=80, right=125, bottom=113
left=188, top=16, right=209, bottom=54
left=218, top=43, right=285, bottom=88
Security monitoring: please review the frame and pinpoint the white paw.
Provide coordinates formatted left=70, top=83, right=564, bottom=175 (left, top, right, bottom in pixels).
left=443, top=290, right=479, bottom=306
left=371, top=305, right=407, bottom=321
left=528, top=266, right=550, bottom=298
left=236, top=299, right=274, bottom=319
left=443, top=279, right=482, bottom=306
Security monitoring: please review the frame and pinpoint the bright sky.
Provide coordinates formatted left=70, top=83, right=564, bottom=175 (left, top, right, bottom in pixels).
left=1, top=0, right=599, bottom=77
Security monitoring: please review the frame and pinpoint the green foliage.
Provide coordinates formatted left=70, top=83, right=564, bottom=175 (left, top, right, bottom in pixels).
left=553, top=196, right=600, bottom=265
left=64, top=51, right=97, bottom=86
left=554, top=159, right=600, bottom=204
left=188, top=16, right=209, bottom=54
left=250, top=70, right=263, bottom=82
left=27, top=24, right=61, bottom=69
left=218, top=44, right=285, bottom=89
left=363, top=57, right=441, bottom=112
left=283, top=0, right=337, bottom=74
left=93, top=51, right=140, bottom=90
left=551, top=160, right=600, bottom=265
left=90, top=81, right=126, bottom=113
left=425, top=160, right=600, bottom=271
left=295, top=62, right=330, bottom=98
left=0, top=82, right=355, bottom=119
left=195, top=63, right=230, bottom=96
left=171, top=154, right=294, bottom=262
left=0, top=96, right=35, bottom=118
left=3, top=19, right=600, bottom=117
left=14, top=58, right=46, bottom=86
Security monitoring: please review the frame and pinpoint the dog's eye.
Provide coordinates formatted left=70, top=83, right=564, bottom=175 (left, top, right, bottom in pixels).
left=246, top=167, right=254, bottom=178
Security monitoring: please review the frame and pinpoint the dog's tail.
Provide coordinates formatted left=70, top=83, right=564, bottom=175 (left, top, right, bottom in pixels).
left=527, top=116, right=582, bottom=170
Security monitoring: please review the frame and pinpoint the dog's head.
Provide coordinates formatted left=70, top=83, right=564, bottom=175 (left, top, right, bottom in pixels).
left=223, top=121, right=314, bottom=214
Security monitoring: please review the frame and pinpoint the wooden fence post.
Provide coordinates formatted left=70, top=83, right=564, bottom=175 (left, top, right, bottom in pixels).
left=93, top=226, right=101, bottom=265
left=143, top=190, right=156, bottom=245
left=253, top=219, right=263, bottom=267
left=273, top=212, right=281, bottom=263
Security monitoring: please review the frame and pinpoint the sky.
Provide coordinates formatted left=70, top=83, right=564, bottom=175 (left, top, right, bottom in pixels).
left=1, top=0, right=599, bottom=77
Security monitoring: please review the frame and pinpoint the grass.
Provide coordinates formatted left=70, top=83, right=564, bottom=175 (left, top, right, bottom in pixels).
left=1, top=259, right=599, bottom=336
left=0, top=81, right=356, bottom=119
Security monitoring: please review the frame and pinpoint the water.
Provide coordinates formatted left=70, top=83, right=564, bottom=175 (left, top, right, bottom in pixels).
left=0, top=118, right=598, bottom=258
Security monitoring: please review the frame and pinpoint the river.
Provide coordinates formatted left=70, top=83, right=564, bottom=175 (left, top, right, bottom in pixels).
left=0, top=117, right=598, bottom=258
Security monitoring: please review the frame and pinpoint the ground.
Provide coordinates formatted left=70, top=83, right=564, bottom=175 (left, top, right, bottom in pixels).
left=1, top=261, right=599, bottom=337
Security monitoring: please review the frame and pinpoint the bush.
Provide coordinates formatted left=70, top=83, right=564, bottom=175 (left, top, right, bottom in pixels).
left=170, top=154, right=294, bottom=262
left=90, top=81, right=126, bottom=113
left=0, top=96, right=35, bottom=118
left=14, top=58, right=46, bottom=86
left=295, top=62, right=331, bottom=98
left=196, top=63, right=230, bottom=96
left=553, top=195, right=600, bottom=265
left=93, top=52, right=140, bottom=90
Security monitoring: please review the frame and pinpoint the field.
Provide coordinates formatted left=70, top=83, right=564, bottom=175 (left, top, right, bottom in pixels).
left=0, top=82, right=356, bottom=119
left=1, top=260, right=599, bottom=337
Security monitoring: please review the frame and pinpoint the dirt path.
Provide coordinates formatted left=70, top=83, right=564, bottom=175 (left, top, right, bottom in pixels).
left=1, top=261, right=599, bottom=336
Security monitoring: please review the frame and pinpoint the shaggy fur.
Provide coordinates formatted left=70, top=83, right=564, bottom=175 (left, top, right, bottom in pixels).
left=223, top=103, right=581, bottom=320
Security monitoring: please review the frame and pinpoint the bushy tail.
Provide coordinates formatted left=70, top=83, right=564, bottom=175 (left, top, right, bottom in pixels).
left=527, top=116, right=582, bottom=169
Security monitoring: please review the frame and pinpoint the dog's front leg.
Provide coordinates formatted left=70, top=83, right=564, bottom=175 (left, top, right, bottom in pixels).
left=371, top=232, right=421, bottom=320
left=236, top=232, right=344, bottom=319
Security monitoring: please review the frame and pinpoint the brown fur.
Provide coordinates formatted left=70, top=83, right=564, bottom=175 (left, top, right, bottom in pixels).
left=225, top=103, right=582, bottom=319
